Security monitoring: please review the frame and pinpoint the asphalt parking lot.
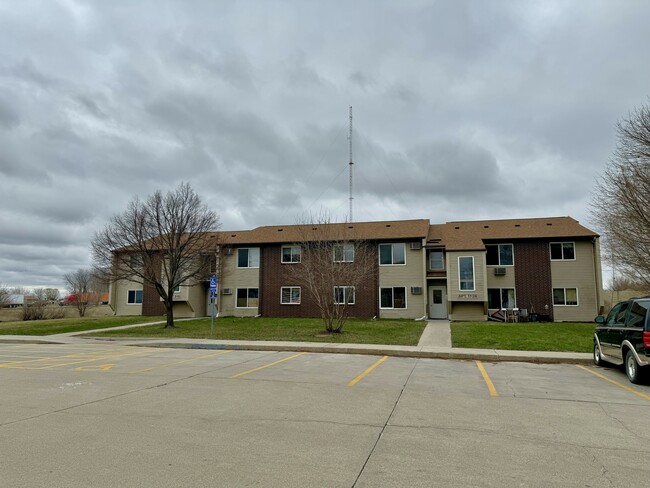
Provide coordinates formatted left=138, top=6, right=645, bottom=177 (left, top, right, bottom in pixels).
left=1, top=343, right=649, bottom=487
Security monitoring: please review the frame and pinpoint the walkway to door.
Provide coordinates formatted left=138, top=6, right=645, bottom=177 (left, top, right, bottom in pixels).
left=417, top=320, right=451, bottom=348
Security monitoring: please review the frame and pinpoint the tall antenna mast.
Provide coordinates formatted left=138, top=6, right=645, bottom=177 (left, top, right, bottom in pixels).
left=348, top=106, right=354, bottom=222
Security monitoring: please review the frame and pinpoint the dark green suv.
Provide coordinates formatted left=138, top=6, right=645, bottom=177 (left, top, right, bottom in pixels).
left=594, top=298, right=650, bottom=384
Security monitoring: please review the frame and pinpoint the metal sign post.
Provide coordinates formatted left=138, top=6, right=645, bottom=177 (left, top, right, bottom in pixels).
left=209, top=275, right=218, bottom=336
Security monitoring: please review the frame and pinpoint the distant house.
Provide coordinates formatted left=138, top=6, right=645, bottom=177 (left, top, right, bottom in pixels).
left=109, top=216, right=603, bottom=322
left=7, top=295, right=24, bottom=308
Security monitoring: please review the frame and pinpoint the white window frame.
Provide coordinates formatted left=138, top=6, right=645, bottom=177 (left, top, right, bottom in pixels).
left=553, top=287, right=579, bottom=306
left=550, top=242, right=576, bottom=261
left=237, top=248, right=260, bottom=268
left=334, top=286, right=355, bottom=305
left=333, top=243, right=355, bottom=263
left=127, top=289, right=143, bottom=304
left=281, top=245, right=301, bottom=264
left=487, top=288, right=517, bottom=309
left=379, top=286, right=407, bottom=309
left=486, top=243, right=514, bottom=266
left=280, top=286, right=301, bottom=305
left=429, top=250, right=445, bottom=271
left=379, top=243, right=406, bottom=266
left=235, top=287, right=259, bottom=308
left=458, top=256, right=475, bottom=291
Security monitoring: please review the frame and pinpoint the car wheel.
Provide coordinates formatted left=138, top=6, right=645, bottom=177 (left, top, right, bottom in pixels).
left=593, top=342, right=604, bottom=366
left=625, top=350, right=641, bottom=384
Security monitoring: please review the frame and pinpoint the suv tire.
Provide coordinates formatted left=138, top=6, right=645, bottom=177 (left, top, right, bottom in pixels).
left=593, top=342, right=605, bottom=367
left=625, top=350, right=643, bottom=384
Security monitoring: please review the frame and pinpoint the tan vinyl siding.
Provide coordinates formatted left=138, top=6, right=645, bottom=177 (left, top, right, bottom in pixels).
left=447, top=251, right=487, bottom=302
left=172, top=283, right=207, bottom=318
left=113, top=279, right=143, bottom=316
left=450, top=302, right=485, bottom=321
left=219, top=248, right=260, bottom=317
left=485, top=267, right=516, bottom=288
left=379, top=243, right=426, bottom=319
left=551, top=240, right=599, bottom=321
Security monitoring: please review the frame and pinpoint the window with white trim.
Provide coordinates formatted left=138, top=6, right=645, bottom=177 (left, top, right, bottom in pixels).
left=281, top=246, right=301, bottom=263
left=127, top=290, right=143, bottom=304
left=486, top=244, right=514, bottom=266
left=380, top=287, right=406, bottom=309
left=238, top=248, right=260, bottom=268
left=458, top=256, right=475, bottom=291
left=236, top=288, right=259, bottom=308
left=333, top=243, right=355, bottom=263
left=281, top=286, right=301, bottom=305
left=553, top=288, right=578, bottom=306
left=429, top=250, right=444, bottom=270
left=379, top=243, right=406, bottom=265
left=550, top=242, right=575, bottom=260
left=334, top=286, right=355, bottom=305
left=487, top=288, right=516, bottom=309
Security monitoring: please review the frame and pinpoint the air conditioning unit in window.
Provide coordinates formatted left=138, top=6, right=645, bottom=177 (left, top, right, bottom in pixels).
left=222, top=288, right=232, bottom=295
left=410, top=242, right=422, bottom=250
left=411, top=286, right=423, bottom=295
left=494, top=267, right=506, bottom=276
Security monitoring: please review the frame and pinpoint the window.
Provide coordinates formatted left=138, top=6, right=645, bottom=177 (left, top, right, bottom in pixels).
left=281, top=286, right=301, bottom=305
left=333, top=243, right=355, bottom=262
left=281, top=246, right=301, bottom=263
left=238, top=248, right=260, bottom=268
left=380, top=287, right=406, bottom=309
left=605, top=301, right=629, bottom=326
left=334, top=286, right=355, bottom=305
left=127, top=290, right=143, bottom=304
left=173, top=285, right=181, bottom=293
left=486, top=244, right=514, bottom=266
left=429, top=250, right=444, bottom=270
left=458, top=256, right=475, bottom=291
left=550, top=242, right=575, bottom=260
left=488, top=288, right=516, bottom=309
left=627, top=301, right=650, bottom=328
left=379, top=243, right=406, bottom=265
left=553, top=288, right=578, bottom=306
left=236, top=288, right=259, bottom=308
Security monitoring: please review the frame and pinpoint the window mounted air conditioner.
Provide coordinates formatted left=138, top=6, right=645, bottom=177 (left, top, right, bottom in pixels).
left=410, top=242, right=422, bottom=250
left=222, top=288, right=232, bottom=295
left=494, top=268, right=506, bottom=276
left=411, top=286, right=423, bottom=295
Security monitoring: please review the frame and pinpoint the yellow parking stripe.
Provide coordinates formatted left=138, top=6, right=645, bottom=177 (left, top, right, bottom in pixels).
left=0, top=347, right=131, bottom=367
left=576, top=365, right=650, bottom=401
left=128, top=350, right=232, bottom=373
left=347, top=356, right=388, bottom=387
left=0, top=349, right=154, bottom=370
left=229, top=352, right=306, bottom=379
left=476, top=360, right=498, bottom=397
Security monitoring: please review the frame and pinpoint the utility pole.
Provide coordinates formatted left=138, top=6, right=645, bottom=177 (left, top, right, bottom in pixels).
left=348, top=106, right=354, bottom=222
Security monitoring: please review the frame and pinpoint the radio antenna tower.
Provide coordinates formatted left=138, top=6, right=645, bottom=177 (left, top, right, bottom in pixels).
left=348, top=106, right=354, bottom=222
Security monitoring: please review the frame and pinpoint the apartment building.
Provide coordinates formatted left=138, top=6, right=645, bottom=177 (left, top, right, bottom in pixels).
left=110, top=216, right=603, bottom=322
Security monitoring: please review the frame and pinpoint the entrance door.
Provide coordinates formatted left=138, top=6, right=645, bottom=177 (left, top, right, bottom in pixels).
left=429, top=286, right=447, bottom=319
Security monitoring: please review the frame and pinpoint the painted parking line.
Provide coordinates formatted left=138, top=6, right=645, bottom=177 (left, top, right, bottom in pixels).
left=576, top=365, right=650, bottom=401
left=476, top=360, right=498, bottom=397
left=229, top=352, right=306, bottom=379
left=347, top=356, right=388, bottom=387
left=128, top=350, right=233, bottom=374
left=0, top=347, right=132, bottom=367
left=0, top=349, right=157, bottom=370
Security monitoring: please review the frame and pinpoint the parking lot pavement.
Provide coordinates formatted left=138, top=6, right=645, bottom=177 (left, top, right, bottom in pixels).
left=1, top=343, right=650, bottom=487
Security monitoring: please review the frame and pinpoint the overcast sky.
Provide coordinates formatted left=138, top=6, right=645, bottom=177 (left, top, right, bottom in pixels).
left=1, top=0, right=648, bottom=291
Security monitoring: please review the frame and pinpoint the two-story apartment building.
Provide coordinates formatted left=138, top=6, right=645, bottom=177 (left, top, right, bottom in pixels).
left=110, top=216, right=603, bottom=322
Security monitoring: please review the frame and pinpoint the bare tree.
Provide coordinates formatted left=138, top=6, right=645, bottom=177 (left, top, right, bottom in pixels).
left=592, top=100, right=650, bottom=286
left=0, top=284, right=10, bottom=308
left=91, top=182, right=219, bottom=328
left=64, top=268, right=95, bottom=317
left=284, top=215, right=377, bottom=333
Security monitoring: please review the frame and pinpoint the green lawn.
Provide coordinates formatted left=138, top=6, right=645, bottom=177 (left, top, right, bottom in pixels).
left=89, top=317, right=427, bottom=345
left=0, top=316, right=165, bottom=336
left=451, top=321, right=595, bottom=352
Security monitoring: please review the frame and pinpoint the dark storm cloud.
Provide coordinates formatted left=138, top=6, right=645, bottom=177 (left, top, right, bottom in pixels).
left=1, top=0, right=649, bottom=288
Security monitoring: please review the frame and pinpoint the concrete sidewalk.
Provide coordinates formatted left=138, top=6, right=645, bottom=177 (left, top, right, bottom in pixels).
left=0, top=318, right=593, bottom=365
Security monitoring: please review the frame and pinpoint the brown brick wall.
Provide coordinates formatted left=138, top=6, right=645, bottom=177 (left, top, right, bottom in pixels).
left=260, top=245, right=379, bottom=319
left=142, top=254, right=166, bottom=316
left=514, top=241, right=553, bottom=320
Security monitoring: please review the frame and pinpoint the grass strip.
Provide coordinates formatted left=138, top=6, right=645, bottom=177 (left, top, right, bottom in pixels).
left=451, top=321, right=594, bottom=352
left=0, top=316, right=165, bottom=336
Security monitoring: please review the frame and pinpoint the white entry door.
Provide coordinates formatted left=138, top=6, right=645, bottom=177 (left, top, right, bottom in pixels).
left=429, top=286, right=447, bottom=319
